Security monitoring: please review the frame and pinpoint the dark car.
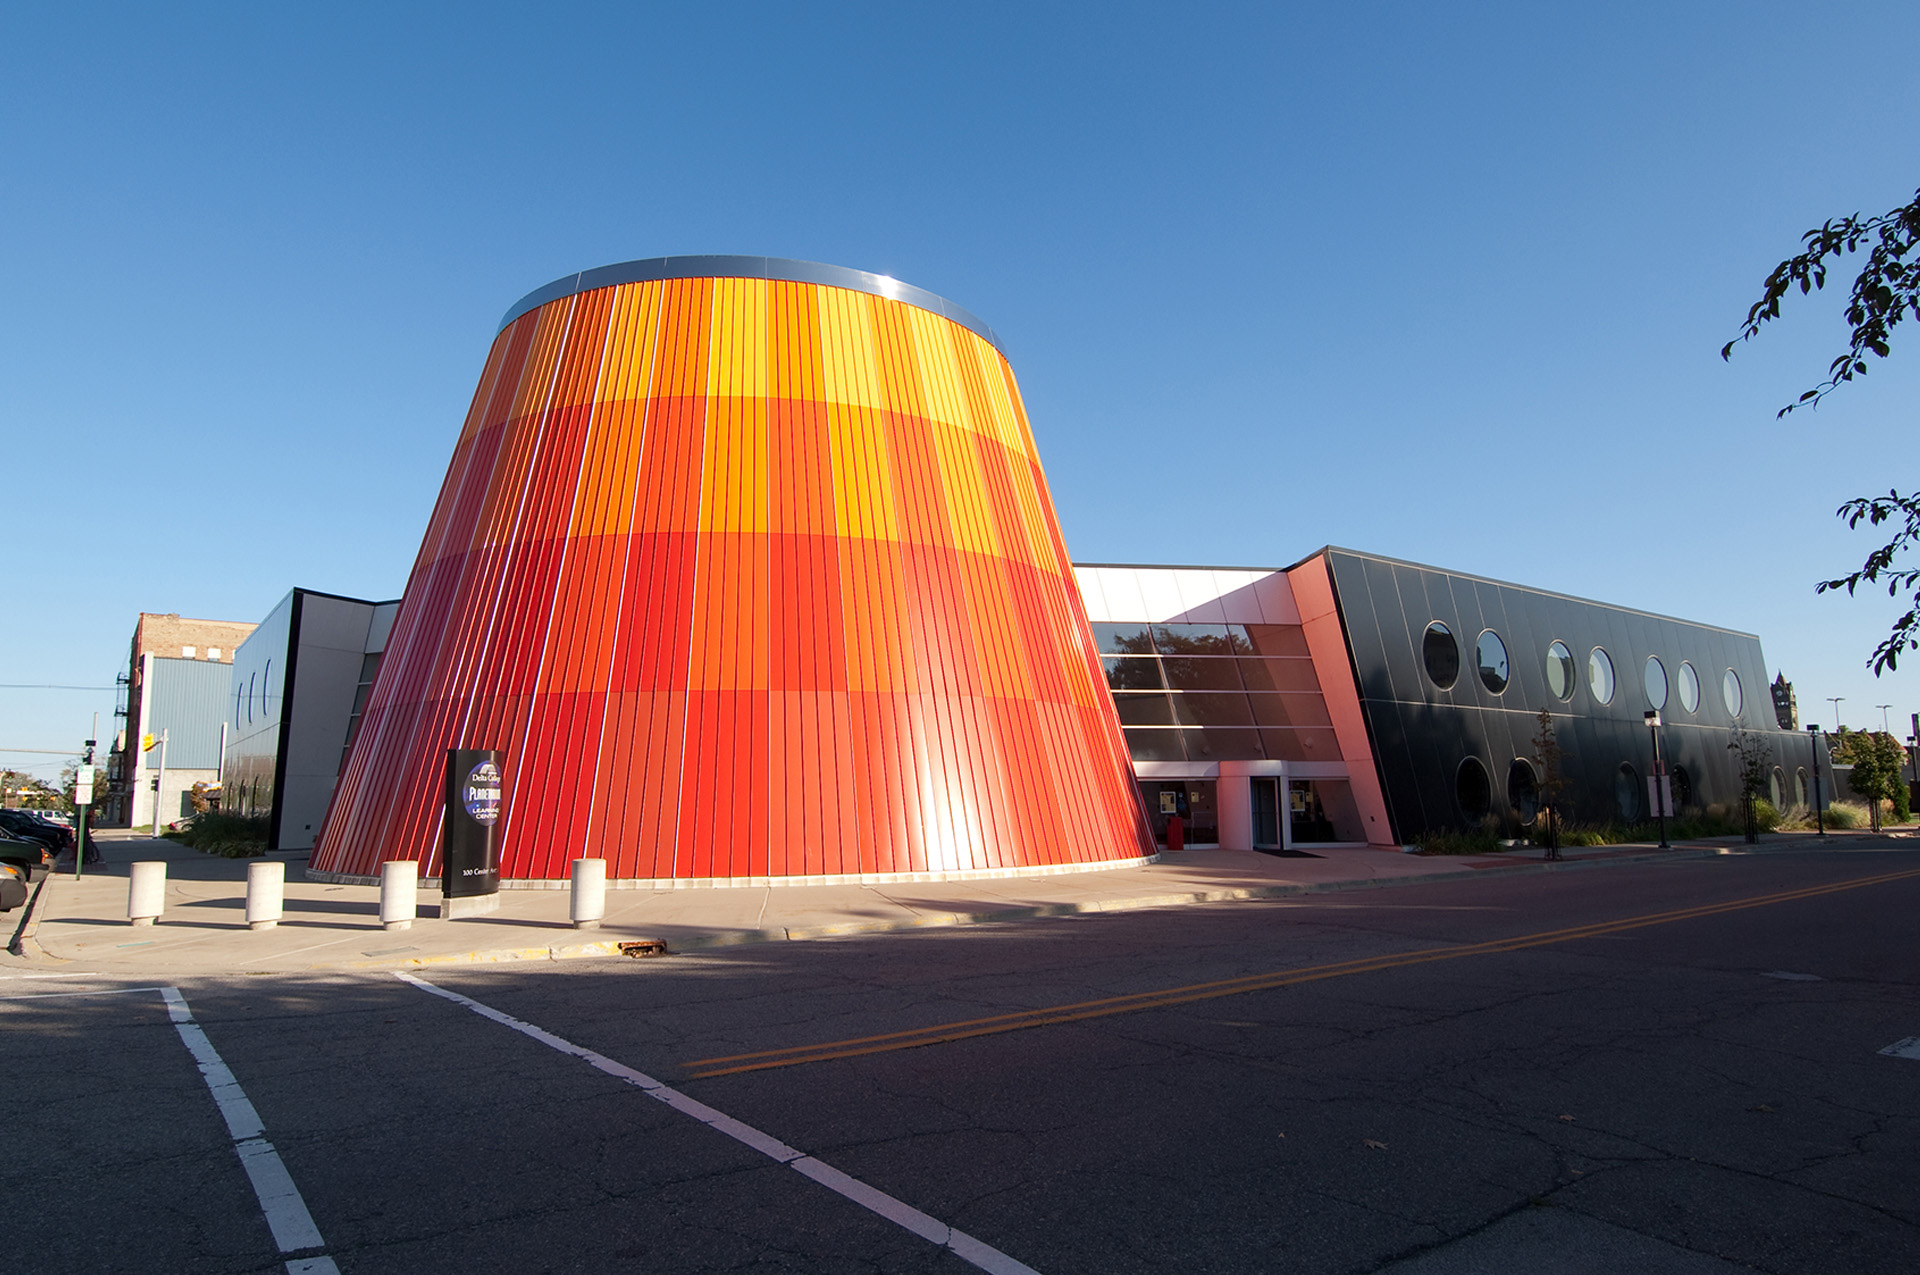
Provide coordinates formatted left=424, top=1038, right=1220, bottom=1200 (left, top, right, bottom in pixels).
left=0, top=809, right=71, bottom=853
left=0, top=833, right=49, bottom=911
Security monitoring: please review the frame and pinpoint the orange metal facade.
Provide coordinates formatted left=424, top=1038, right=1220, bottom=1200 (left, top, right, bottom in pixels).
left=310, top=269, right=1154, bottom=882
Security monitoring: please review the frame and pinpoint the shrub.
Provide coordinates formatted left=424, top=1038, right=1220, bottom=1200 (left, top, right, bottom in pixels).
left=1560, top=823, right=1629, bottom=846
left=170, top=812, right=270, bottom=858
left=1824, top=801, right=1870, bottom=829
left=1774, top=802, right=1811, bottom=830
left=1415, top=829, right=1505, bottom=855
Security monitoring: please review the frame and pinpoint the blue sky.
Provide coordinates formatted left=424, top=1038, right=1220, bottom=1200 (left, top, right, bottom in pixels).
left=5, top=2, right=1918, bottom=778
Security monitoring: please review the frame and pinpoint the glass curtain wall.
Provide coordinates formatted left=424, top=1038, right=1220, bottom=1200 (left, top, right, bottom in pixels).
left=1093, top=622, right=1338, bottom=764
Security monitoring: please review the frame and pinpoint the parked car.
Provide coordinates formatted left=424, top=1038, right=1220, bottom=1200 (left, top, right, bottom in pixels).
left=0, top=809, right=68, bottom=853
left=0, top=833, right=49, bottom=911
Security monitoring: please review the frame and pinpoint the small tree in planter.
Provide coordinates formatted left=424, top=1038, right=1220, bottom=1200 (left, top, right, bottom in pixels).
left=1532, top=708, right=1570, bottom=859
left=1728, top=724, right=1773, bottom=843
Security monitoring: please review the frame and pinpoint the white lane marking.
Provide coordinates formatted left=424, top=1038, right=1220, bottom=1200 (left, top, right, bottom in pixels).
left=285, top=1259, right=342, bottom=1274
left=397, top=972, right=1041, bottom=1275
left=157, top=988, right=332, bottom=1258
left=1761, top=970, right=1825, bottom=981
left=1879, top=1036, right=1920, bottom=1060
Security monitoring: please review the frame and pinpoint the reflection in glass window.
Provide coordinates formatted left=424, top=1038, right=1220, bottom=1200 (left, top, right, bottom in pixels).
left=1182, top=728, right=1263, bottom=760
left=1243, top=625, right=1311, bottom=657
left=1546, top=641, right=1576, bottom=701
left=1476, top=630, right=1509, bottom=693
left=1260, top=728, right=1339, bottom=760
left=1423, top=622, right=1460, bottom=689
left=1161, top=658, right=1245, bottom=692
left=1237, top=658, right=1322, bottom=693
left=1122, top=728, right=1187, bottom=762
left=1616, top=762, right=1641, bottom=821
left=1677, top=661, right=1700, bottom=713
left=1102, top=656, right=1165, bottom=691
left=1589, top=647, right=1616, bottom=704
left=1090, top=623, right=1157, bottom=655
left=1246, top=694, right=1334, bottom=728
left=1644, top=656, right=1668, bottom=710
left=1152, top=624, right=1235, bottom=655
left=1171, top=693, right=1254, bottom=727
left=1219, top=625, right=1258, bottom=654
left=1722, top=668, right=1743, bottom=718
left=1507, top=758, right=1539, bottom=825
left=1457, top=757, right=1492, bottom=819
left=1112, top=693, right=1176, bottom=726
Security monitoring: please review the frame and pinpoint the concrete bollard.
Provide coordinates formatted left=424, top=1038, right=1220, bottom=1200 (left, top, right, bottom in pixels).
left=570, top=858, right=607, bottom=929
left=245, top=860, right=285, bottom=930
left=380, top=860, right=418, bottom=930
left=128, top=861, right=167, bottom=926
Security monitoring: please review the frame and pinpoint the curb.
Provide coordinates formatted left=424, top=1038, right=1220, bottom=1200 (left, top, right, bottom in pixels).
left=6, top=873, right=61, bottom=962
left=342, top=839, right=1819, bottom=971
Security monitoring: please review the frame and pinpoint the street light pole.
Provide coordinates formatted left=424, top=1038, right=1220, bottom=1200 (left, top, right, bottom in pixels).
left=1827, top=697, right=1845, bottom=731
left=1808, top=724, right=1826, bottom=839
left=1645, top=710, right=1668, bottom=849
left=1877, top=703, right=1892, bottom=735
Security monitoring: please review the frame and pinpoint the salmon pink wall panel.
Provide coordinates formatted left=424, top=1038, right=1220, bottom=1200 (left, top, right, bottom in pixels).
left=311, top=258, right=1153, bottom=882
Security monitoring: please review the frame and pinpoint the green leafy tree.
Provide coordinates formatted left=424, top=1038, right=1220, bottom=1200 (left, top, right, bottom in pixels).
left=1830, top=728, right=1908, bottom=830
left=1724, top=186, right=1920, bottom=673
left=3, top=768, right=66, bottom=810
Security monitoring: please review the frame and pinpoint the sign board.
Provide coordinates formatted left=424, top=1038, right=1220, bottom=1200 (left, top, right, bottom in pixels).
left=73, top=765, right=95, bottom=804
left=1646, top=775, right=1674, bottom=818
left=442, top=749, right=503, bottom=898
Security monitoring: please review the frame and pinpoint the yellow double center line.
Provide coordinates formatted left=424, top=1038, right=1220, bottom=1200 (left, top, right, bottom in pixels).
left=684, top=866, right=1920, bottom=1079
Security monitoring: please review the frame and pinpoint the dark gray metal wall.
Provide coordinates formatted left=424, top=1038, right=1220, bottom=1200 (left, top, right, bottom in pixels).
left=1322, top=549, right=1822, bottom=839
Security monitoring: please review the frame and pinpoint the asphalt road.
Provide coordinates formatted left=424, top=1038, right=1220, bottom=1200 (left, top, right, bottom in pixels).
left=6, top=845, right=1918, bottom=1274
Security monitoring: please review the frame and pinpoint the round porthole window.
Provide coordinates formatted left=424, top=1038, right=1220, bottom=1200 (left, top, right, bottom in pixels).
left=1507, top=758, right=1539, bottom=825
left=1644, top=656, right=1668, bottom=710
left=1423, top=622, right=1460, bottom=690
left=1722, top=668, right=1743, bottom=719
left=1671, top=765, right=1693, bottom=808
left=1677, top=661, right=1700, bottom=713
left=1588, top=647, right=1616, bottom=705
left=1477, top=630, right=1509, bottom=693
left=1457, top=757, right=1491, bottom=819
left=1616, top=762, right=1641, bottom=821
left=1795, top=768, right=1808, bottom=807
left=1545, top=640, right=1576, bottom=701
left=1769, top=767, right=1785, bottom=808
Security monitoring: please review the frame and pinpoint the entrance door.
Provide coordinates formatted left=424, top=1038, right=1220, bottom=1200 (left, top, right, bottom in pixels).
left=1251, top=777, right=1281, bottom=848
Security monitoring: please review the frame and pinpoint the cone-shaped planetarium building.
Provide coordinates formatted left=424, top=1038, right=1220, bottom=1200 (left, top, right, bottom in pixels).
left=309, top=257, right=1155, bottom=884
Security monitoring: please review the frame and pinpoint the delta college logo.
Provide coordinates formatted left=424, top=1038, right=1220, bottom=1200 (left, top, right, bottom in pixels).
left=463, top=760, right=502, bottom=825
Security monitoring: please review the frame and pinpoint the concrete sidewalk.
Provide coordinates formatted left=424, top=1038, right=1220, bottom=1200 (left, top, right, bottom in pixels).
left=4, top=827, right=1878, bottom=977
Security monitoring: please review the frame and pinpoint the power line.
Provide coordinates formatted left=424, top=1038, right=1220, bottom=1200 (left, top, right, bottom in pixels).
left=0, top=684, right=116, bottom=691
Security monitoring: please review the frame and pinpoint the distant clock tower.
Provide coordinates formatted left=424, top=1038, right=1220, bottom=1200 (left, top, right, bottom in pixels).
left=1771, top=673, right=1799, bottom=731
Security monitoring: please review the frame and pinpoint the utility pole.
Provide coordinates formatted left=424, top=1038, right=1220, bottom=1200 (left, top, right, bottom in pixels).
left=150, top=728, right=169, bottom=838
left=1809, top=725, right=1826, bottom=839
left=73, top=718, right=97, bottom=881
left=1828, top=697, right=1845, bottom=731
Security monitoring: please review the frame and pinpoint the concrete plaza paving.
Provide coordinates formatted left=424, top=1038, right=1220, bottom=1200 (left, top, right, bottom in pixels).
left=4, top=826, right=1866, bottom=977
